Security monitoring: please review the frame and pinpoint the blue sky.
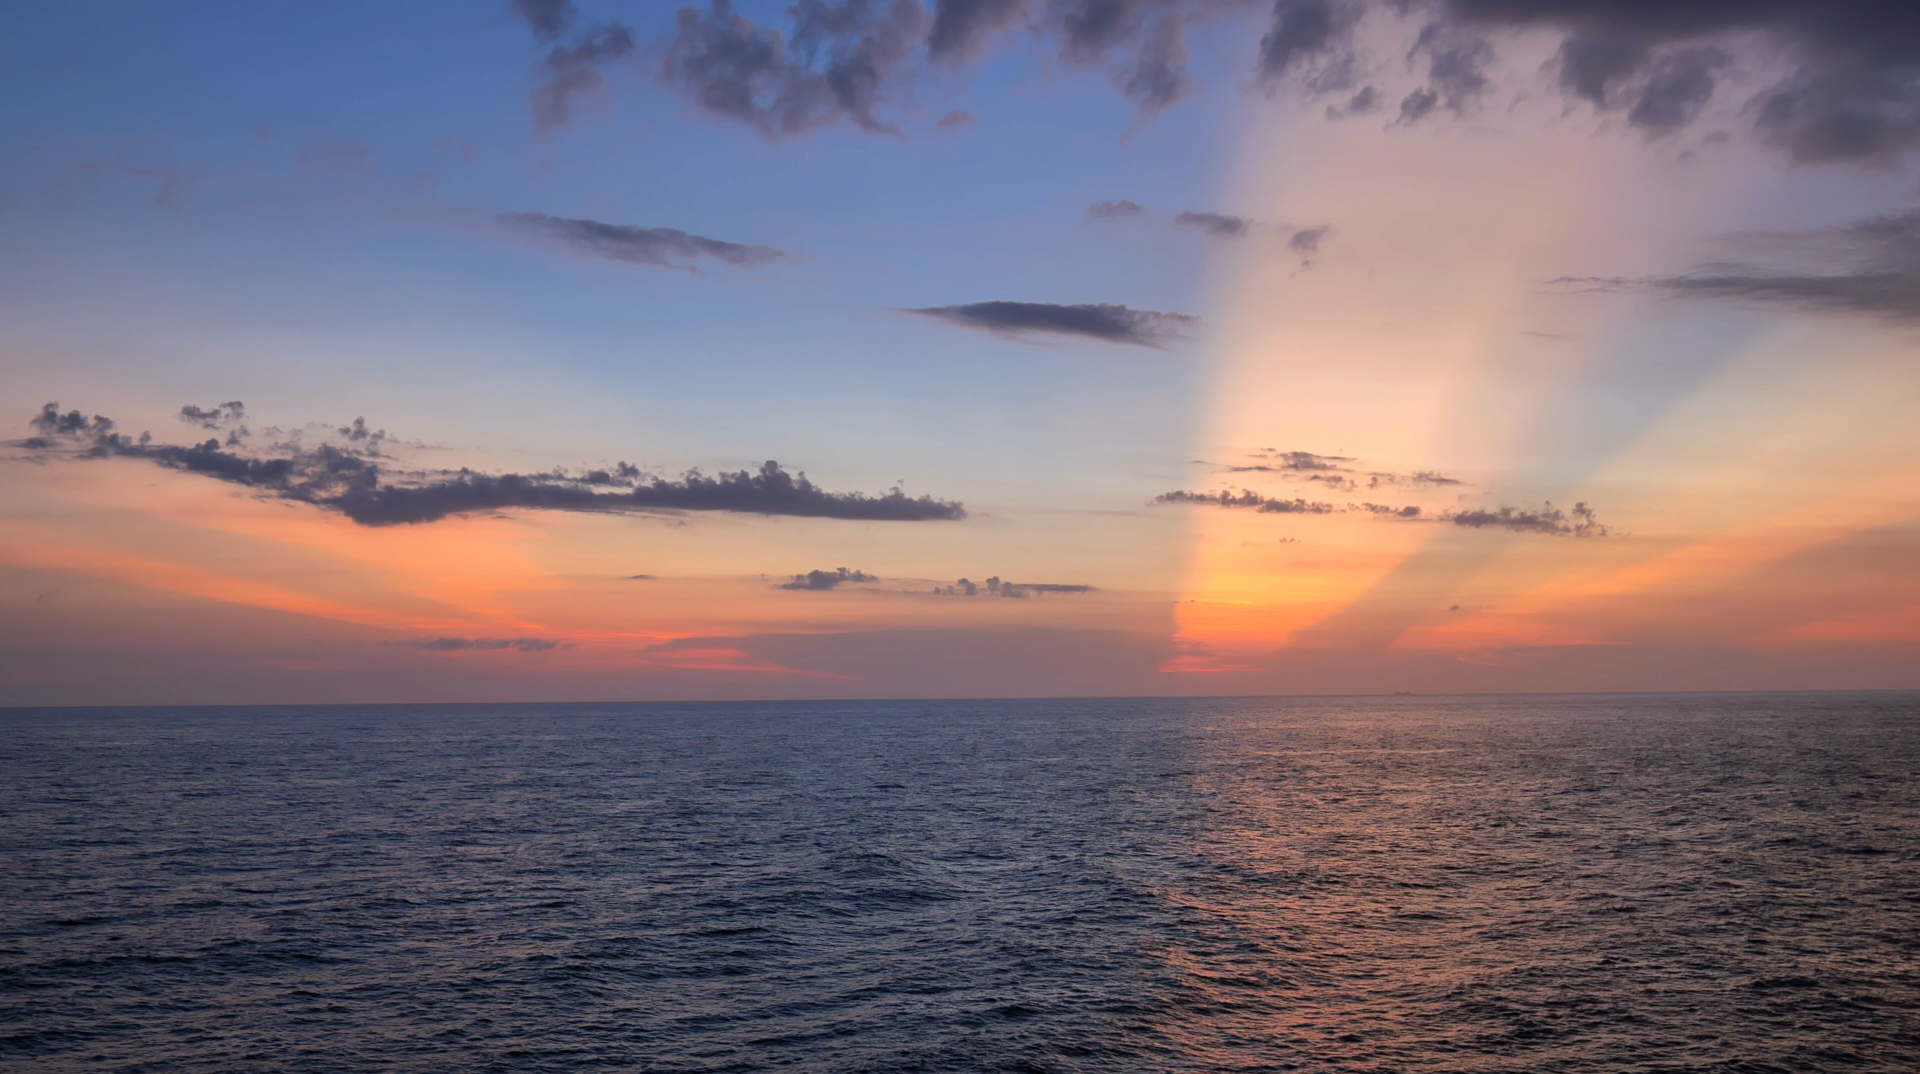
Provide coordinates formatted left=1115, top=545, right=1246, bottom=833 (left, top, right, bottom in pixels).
left=4, top=1, right=1919, bottom=702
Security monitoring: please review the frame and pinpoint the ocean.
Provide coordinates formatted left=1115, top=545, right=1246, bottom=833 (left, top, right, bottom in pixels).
left=2, top=693, right=1916, bottom=1072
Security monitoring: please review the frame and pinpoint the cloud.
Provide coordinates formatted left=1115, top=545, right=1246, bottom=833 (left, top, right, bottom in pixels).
left=1087, top=199, right=1145, bottom=220
left=650, top=0, right=1221, bottom=136
left=780, top=567, right=877, bottom=590
left=178, top=401, right=245, bottom=430
left=531, top=23, right=638, bottom=131
left=511, top=0, right=575, bottom=42
left=1174, top=210, right=1251, bottom=239
left=15, top=403, right=966, bottom=527
left=623, top=573, right=656, bottom=580
left=935, top=108, right=975, bottom=129
left=1231, top=448, right=1353, bottom=472
left=1448, top=502, right=1606, bottom=537
left=497, top=211, right=790, bottom=271
left=1658, top=211, right=1920, bottom=321
left=1564, top=210, right=1920, bottom=322
left=1226, top=449, right=1464, bottom=489
left=509, top=2, right=1919, bottom=166
left=1367, top=468, right=1462, bottom=489
left=930, top=576, right=1094, bottom=597
left=1358, top=501, right=1424, bottom=518
left=1556, top=38, right=1729, bottom=134
left=1397, top=20, right=1493, bottom=123
left=1158, top=486, right=1605, bottom=535
left=1437, top=0, right=1920, bottom=163
left=418, top=636, right=563, bottom=652
left=1326, top=83, right=1381, bottom=118
left=508, top=0, right=639, bottom=132
left=1258, top=0, right=1364, bottom=92
left=1288, top=225, right=1330, bottom=255
left=904, top=300, right=1198, bottom=346
left=1004, top=581, right=1093, bottom=594
left=661, top=0, right=929, bottom=137
left=1156, top=489, right=1340, bottom=514
left=926, top=0, right=1027, bottom=62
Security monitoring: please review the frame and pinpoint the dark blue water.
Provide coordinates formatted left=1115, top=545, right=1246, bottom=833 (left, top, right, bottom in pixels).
left=3, top=694, right=1917, bottom=1072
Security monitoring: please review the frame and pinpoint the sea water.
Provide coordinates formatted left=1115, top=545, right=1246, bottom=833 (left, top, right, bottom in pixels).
left=3, top=693, right=1916, bottom=1071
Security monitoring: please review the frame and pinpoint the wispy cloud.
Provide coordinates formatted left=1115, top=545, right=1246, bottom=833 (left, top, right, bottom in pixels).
left=418, top=636, right=564, bottom=652
left=15, top=402, right=965, bottom=526
left=498, top=211, right=790, bottom=271
left=931, top=576, right=1094, bottom=598
left=1231, top=449, right=1353, bottom=473
left=1559, top=210, right=1920, bottom=323
left=1157, top=485, right=1607, bottom=535
left=1174, top=210, right=1251, bottom=239
left=1087, top=199, right=1144, bottom=221
left=1226, top=449, right=1463, bottom=490
left=1156, top=489, right=1341, bottom=515
left=904, top=301, right=1197, bottom=347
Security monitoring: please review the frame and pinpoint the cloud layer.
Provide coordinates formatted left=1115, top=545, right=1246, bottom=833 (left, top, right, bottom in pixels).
left=523, top=1, right=1920, bottom=167
left=905, top=300, right=1197, bottom=346
left=18, top=403, right=965, bottom=526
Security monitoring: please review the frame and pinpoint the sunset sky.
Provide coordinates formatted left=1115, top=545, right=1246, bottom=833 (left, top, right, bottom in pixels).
left=4, top=0, right=1918, bottom=703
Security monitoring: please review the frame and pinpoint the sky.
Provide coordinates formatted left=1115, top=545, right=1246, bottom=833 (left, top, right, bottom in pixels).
left=2, top=0, right=1918, bottom=704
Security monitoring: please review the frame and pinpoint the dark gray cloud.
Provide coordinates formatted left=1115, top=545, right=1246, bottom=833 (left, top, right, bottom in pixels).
left=1287, top=225, right=1330, bottom=255
left=1439, top=0, right=1920, bottom=162
left=780, top=567, right=878, bottom=590
left=1234, top=448, right=1353, bottom=472
left=15, top=403, right=966, bottom=527
left=1159, top=485, right=1605, bottom=535
left=1156, top=489, right=1340, bottom=514
left=1326, top=83, right=1381, bottom=118
left=1564, top=210, right=1920, bottom=322
left=510, top=0, right=576, bottom=42
left=419, top=636, right=563, bottom=652
left=498, top=211, right=790, bottom=271
left=1448, top=501, right=1605, bottom=537
left=508, top=0, right=638, bottom=131
left=656, top=0, right=1218, bottom=134
left=1174, top=210, right=1251, bottom=239
left=1087, top=198, right=1145, bottom=220
left=1397, top=20, right=1493, bottom=123
left=178, top=401, right=245, bottom=430
left=624, top=573, right=657, bottom=580
left=904, top=300, right=1198, bottom=346
left=1552, top=35, right=1728, bottom=134
left=520, top=1, right=1919, bottom=166
left=1227, top=449, right=1463, bottom=490
left=661, top=0, right=929, bottom=137
left=927, top=0, right=1027, bottom=61
left=531, top=23, right=638, bottom=131
left=932, top=575, right=1094, bottom=597
left=1258, top=0, right=1363, bottom=91
left=1369, top=468, right=1462, bottom=489
left=1358, top=501, right=1424, bottom=518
